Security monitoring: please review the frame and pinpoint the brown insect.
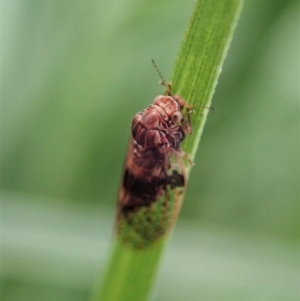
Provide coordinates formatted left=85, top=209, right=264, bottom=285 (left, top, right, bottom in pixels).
left=116, top=61, right=193, bottom=248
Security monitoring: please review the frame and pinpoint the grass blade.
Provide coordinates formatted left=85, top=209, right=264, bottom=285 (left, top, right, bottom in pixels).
left=172, top=0, right=244, bottom=162
left=94, top=0, right=243, bottom=300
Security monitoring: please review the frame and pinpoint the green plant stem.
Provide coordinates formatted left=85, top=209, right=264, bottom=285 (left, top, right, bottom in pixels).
left=172, top=0, right=244, bottom=164
left=94, top=240, right=165, bottom=301
left=94, top=0, right=243, bottom=300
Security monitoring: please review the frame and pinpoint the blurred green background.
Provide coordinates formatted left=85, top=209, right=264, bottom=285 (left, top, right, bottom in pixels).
left=1, top=0, right=299, bottom=301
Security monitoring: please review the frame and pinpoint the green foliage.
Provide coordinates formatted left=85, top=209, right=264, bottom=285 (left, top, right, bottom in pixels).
left=95, top=240, right=165, bottom=301
left=171, top=0, right=243, bottom=162
left=95, top=1, right=243, bottom=300
left=1, top=0, right=299, bottom=301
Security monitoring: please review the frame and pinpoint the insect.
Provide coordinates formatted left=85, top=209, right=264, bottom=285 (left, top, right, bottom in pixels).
left=116, top=61, right=193, bottom=248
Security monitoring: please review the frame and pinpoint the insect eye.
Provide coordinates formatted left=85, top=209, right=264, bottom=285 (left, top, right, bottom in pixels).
left=173, top=95, right=186, bottom=109
left=171, top=111, right=182, bottom=124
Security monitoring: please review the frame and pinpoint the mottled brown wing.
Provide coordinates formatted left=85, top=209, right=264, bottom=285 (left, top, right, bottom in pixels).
left=117, top=138, right=166, bottom=213
left=116, top=138, right=186, bottom=249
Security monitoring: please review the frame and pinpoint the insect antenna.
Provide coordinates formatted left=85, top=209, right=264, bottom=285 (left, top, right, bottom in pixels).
left=151, top=59, right=166, bottom=83
left=151, top=59, right=172, bottom=95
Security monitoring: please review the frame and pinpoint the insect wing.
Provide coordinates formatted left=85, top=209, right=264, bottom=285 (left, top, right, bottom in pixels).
left=116, top=140, right=186, bottom=249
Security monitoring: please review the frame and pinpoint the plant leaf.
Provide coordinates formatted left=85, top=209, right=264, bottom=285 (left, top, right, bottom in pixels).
left=94, top=0, right=243, bottom=300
